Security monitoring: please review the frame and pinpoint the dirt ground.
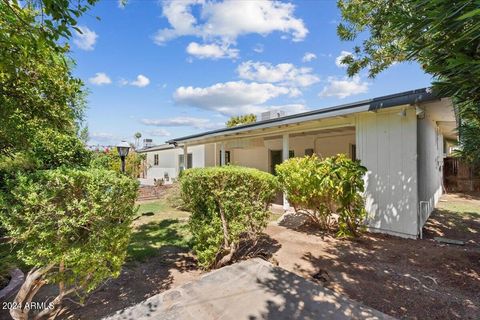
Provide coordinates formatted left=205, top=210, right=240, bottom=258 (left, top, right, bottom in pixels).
left=2, top=193, right=477, bottom=320
left=59, top=247, right=201, bottom=320
left=0, top=247, right=201, bottom=320
left=266, top=193, right=480, bottom=319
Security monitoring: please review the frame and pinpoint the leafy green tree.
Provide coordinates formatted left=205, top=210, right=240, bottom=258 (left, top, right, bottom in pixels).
left=226, top=114, right=257, bottom=128
left=337, top=0, right=480, bottom=162
left=134, top=132, right=142, bottom=149
left=0, top=0, right=98, bottom=158
left=0, top=2, right=142, bottom=319
left=90, top=150, right=146, bottom=178
left=78, top=126, right=90, bottom=145
left=1, top=168, right=138, bottom=319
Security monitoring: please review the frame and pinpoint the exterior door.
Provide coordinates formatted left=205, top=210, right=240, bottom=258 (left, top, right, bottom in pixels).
left=270, top=150, right=294, bottom=175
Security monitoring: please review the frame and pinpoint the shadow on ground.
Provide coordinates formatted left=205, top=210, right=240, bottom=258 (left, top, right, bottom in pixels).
left=127, top=218, right=192, bottom=262
left=265, top=192, right=480, bottom=319
left=251, top=261, right=391, bottom=320
left=58, top=246, right=199, bottom=320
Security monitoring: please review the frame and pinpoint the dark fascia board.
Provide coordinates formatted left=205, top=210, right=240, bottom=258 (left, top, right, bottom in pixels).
left=166, top=87, right=440, bottom=144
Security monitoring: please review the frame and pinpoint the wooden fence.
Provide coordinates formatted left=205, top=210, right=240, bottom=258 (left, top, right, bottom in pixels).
left=443, top=157, right=480, bottom=192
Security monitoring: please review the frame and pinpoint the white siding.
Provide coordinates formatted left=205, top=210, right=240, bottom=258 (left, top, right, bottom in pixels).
left=417, top=108, right=444, bottom=228
left=143, top=145, right=210, bottom=184
left=356, top=108, right=419, bottom=238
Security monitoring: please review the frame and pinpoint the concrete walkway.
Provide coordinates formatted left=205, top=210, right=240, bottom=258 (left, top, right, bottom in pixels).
left=103, top=258, right=395, bottom=320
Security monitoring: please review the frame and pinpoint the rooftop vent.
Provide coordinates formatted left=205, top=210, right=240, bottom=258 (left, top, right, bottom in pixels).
left=261, top=110, right=285, bottom=121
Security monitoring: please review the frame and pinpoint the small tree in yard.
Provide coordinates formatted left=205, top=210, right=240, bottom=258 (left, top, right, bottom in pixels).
left=226, top=114, right=257, bottom=128
left=276, top=154, right=367, bottom=237
left=0, top=168, right=138, bottom=319
left=180, top=166, right=279, bottom=269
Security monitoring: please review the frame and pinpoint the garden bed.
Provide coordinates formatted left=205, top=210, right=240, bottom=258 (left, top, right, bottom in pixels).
left=265, top=193, right=480, bottom=319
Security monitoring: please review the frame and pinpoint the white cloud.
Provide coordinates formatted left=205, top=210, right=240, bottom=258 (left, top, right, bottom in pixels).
left=302, top=52, right=317, bottom=62
left=335, top=50, right=353, bottom=68
left=118, top=75, right=151, bottom=87
left=89, top=72, right=112, bottom=86
left=253, top=44, right=264, bottom=53
left=149, top=129, right=171, bottom=137
left=186, top=42, right=239, bottom=60
left=142, top=117, right=222, bottom=130
left=173, top=81, right=297, bottom=116
left=73, top=26, right=98, bottom=51
left=154, top=1, right=307, bottom=57
left=131, top=74, right=150, bottom=87
left=320, top=76, right=369, bottom=99
left=237, top=61, right=319, bottom=87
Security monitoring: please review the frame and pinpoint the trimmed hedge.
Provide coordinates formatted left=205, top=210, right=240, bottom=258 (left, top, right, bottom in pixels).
left=0, top=168, right=138, bottom=299
left=276, top=154, right=367, bottom=237
left=180, top=166, right=279, bottom=269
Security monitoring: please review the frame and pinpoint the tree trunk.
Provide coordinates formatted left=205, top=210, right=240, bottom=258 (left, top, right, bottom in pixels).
left=10, top=264, right=54, bottom=320
left=218, top=204, right=230, bottom=249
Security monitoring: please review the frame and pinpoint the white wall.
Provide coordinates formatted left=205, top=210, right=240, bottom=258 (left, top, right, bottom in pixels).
left=142, top=145, right=208, bottom=185
left=230, top=132, right=355, bottom=174
left=356, top=107, right=419, bottom=238
left=417, top=107, right=444, bottom=228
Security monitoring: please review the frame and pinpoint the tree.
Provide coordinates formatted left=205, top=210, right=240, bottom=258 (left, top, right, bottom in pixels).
left=1, top=168, right=138, bottom=319
left=337, top=0, right=480, bottom=162
left=226, top=114, right=257, bottom=128
left=0, top=1, right=140, bottom=319
left=134, top=132, right=142, bottom=149
left=0, top=0, right=98, bottom=159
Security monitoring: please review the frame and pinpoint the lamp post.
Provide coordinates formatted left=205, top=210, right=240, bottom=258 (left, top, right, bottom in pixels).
left=116, top=141, right=130, bottom=173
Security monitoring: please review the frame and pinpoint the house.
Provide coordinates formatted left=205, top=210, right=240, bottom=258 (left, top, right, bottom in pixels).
left=138, top=88, right=457, bottom=239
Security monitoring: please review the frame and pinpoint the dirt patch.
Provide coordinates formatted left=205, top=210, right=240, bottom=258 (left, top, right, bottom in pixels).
left=265, top=194, right=480, bottom=319
left=4, top=247, right=202, bottom=320
left=423, top=192, right=480, bottom=245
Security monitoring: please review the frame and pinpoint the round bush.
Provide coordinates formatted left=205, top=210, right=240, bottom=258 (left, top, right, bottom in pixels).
left=180, top=166, right=279, bottom=269
left=0, top=167, right=138, bottom=294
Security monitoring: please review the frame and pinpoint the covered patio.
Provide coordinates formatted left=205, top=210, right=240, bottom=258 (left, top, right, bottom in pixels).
left=176, top=115, right=357, bottom=208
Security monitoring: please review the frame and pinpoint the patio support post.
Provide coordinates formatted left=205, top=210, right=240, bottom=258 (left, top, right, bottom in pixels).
left=220, top=142, right=226, bottom=166
left=282, top=133, right=290, bottom=211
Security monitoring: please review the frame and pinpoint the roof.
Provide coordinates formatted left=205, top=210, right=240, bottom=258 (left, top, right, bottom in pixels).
left=165, top=88, right=439, bottom=145
left=136, top=143, right=175, bottom=153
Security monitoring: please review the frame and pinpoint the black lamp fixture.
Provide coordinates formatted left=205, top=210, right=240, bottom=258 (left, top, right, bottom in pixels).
left=116, top=141, right=130, bottom=173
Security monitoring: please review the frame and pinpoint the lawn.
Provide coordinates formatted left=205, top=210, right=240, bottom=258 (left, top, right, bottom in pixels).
left=127, top=199, right=192, bottom=262
left=128, top=198, right=285, bottom=262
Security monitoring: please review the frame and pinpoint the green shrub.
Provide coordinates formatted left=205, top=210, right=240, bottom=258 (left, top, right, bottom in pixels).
left=0, top=167, right=138, bottom=318
left=90, top=150, right=145, bottom=178
left=165, top=183, right=188, bottom=211
left=180, top=166, right=279, bottom=269
left=276, top=154, right=367, bottom=237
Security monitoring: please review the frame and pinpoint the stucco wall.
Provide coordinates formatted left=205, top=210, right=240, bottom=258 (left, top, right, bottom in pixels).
left=356, top=108, right=419, bottom=238
left=417, top=107, right=444, bottom=228
left=143, top=145, right=207, bottom=185
left=230, top=133, right=355, bottom=174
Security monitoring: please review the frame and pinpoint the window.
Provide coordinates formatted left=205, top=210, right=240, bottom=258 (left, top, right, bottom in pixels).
left=154, top=154, right=159, bottom=166
left=219, top=150, right=231, bottom=165
left=179, top=153, right=193, bottom=172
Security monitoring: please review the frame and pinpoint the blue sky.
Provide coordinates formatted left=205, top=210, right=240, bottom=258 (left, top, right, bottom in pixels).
left=71, top=0, right=432, bottom=146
